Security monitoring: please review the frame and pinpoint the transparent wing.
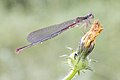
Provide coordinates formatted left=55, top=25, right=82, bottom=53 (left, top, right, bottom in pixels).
left=27, top=19, right=76, bottom=43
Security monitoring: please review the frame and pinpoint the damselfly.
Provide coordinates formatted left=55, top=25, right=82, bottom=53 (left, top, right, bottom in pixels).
left=16, top=13, right=94, bottom=53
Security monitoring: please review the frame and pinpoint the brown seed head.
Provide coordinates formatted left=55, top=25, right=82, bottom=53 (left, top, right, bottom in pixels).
left=81, top=20, right=103, bottom=48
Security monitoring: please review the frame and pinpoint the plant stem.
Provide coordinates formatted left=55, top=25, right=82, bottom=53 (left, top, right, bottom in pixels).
left=63, top=67, right=79, bottom=80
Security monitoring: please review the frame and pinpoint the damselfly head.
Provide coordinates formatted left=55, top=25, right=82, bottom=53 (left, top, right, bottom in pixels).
left=75, top=12, right=94, bottom=24
left=87, top=12, right=94, bottom=20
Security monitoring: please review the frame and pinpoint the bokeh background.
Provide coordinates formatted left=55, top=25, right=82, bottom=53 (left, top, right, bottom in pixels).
left=0, top=0, right=120, bottom=80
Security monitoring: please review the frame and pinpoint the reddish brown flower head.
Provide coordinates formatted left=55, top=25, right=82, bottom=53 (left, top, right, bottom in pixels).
left=79, top=20, right=103, bottom=58
left=82, top=20, right=103, bottom=48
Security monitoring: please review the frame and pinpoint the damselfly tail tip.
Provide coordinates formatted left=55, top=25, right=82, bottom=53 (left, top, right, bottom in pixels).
left=15, top=44, right=32, bottom=54
left=15, top=47, right=23, bottom=54
left=15, top=45, right=27, bottom=54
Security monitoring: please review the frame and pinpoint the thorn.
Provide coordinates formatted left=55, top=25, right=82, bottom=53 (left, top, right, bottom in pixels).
left=59, top=54, right=68, bottom=58
left=66, top=47, right=74, bottom=52
left=86, top=66, right=94, bottom=72
left=78, top=71, right=80, bottom=75
left=90, top=59, right=98, bottom=63
left=82, top=70, right=86, bottom=73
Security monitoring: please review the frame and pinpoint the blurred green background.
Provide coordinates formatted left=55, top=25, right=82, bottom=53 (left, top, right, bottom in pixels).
left=0, top=0, right=120, bottom=80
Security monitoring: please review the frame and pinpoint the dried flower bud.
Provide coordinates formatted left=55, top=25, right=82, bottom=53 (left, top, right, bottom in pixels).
left=79, top=20, right=103, bottom=58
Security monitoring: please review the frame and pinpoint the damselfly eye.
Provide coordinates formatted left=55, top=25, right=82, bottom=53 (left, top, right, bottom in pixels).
left=88, top=13, right=94, bottom=19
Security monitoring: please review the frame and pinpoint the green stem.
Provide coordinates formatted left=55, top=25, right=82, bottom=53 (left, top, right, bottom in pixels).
left=63, top=67, right=79, bottom=80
